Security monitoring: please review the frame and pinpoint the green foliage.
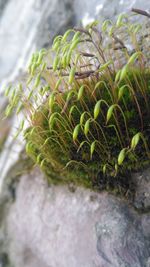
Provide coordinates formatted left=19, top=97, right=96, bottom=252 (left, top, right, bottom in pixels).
left=4, top=11, right=150, bottom=189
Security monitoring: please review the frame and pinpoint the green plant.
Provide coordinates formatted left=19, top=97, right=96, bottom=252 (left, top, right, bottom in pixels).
left=4, top=10, right=150, bottom=189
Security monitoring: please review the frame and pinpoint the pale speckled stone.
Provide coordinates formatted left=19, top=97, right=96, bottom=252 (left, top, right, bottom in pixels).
left=0, top=167, right=148, bottom=267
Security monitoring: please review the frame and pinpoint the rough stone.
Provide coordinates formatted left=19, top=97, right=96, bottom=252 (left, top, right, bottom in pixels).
left=0, top=166, right=149, bottom=267
left=96, top=203, right=149, bottom=267
left=133, top=168, right=150, bottom=211
left=0, top=0, right=9, bottom=16
left=74, top=0, right=150, bottom=25
left=36, top=0, right=75, bottom=48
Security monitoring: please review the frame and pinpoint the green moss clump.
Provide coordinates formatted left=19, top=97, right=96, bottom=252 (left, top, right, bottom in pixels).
left=5, top=11, right=150, bottom=190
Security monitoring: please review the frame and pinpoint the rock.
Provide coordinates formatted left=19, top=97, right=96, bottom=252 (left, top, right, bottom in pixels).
left=0, top=165, right=149, bottom=267
left=96, top=203, right=149, bottom=267
left=74, top=0, right=150, bottom=26
left=133, top=168, right=150, bottom=211
left=0, top=0, right=9, bottom=16
left=0, top=0, right=74, bottom=81
left=36, top=0, right=75, bottom=49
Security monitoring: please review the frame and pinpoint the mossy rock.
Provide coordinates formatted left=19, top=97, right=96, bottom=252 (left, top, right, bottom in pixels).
left=4, top=11, right=150, bottom=192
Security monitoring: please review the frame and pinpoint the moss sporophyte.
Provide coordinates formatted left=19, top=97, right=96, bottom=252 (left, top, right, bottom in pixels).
left=4, top=9, right=150, bottom=190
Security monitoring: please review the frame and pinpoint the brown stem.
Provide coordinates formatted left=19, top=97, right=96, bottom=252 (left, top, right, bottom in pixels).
left=132, top=8, right=150, bottom=18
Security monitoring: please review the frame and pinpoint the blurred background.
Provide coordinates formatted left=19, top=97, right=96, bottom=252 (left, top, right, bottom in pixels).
left=0, top=0, right=149, bottom=184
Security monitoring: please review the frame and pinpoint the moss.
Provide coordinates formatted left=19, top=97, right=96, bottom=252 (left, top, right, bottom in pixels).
left=25, top=67, right=150, bottom=192
left=4, top=11, right=150, bottom=192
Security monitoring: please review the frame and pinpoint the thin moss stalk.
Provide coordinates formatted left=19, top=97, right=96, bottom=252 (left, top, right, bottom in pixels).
left=4, top=10, right=150, bottom=191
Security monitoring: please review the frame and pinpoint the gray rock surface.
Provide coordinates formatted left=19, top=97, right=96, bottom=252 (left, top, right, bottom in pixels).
left=74, top=0, right=150, bottom=26
left=0, top=0, right=9, bottom=16
left=133, top=168, right=150, bottom=211
left=0, top=166, right=149, bottom=267
left=96, top=205, right=149, bottom=267
left=36, top=0, right=75, bottom=49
